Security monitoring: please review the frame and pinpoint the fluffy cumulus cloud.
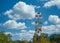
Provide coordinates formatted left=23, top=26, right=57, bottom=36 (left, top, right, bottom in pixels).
left=3, top=20, right=27, bottom=29
left=44, top=0, right=60, bottom=9
left=4, top=1, right=36, bottom=20
left=49, top=15, right=60, bottom=24
left=43, top=25, right=60, bottom=34
left=42, top=15, right=60, bottom=34
left=15, top=30, right=35, bottom=41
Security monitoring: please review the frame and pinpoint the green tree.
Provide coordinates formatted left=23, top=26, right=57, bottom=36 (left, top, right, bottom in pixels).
left=0, top=31, right=12, bottom=43
left=50, top=34, right=60, bottom=43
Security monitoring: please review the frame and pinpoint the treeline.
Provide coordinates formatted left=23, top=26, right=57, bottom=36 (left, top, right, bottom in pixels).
left=40, top=33, right=60, bottom=43
left=0, top=31, right=28, bottom=43
left=0, top=31, right=60, bottom=43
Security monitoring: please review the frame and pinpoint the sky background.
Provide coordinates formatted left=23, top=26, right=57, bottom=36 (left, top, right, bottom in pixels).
left=0, top=0, right=60, bottom=41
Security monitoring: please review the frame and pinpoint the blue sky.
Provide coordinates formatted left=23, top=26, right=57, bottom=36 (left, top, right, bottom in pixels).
left=0, top=0, right=60, bottom=41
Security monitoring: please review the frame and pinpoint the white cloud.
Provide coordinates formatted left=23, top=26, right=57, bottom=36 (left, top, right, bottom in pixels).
left=42, top=15, right=60, bottom=34
left=35, top=6, right=40, bottom=8
left=44, top=0, right=60, bottom=9
left=43, top=21, right=48, bottom=25
left=3, top=20, right=27, bottom=29
left=42, top=25, right=60, bottom=34
left=15, top=30, right=35, bottom=41
left=28, top=30, right=35, bottom=34
left=4, top=1, right=36, bottom=20
left=49, top=15, right=60, bottom=24
left=32, top=22, right=35, bottom=25
left=43, top=25, right=56, bottom=31
left=56, top=25, right=60, bottom=29
left=21, top=30, right=27, bottom=33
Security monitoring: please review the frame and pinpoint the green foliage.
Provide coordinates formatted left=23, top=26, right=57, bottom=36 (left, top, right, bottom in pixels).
left=0, top=31, right=60, bottom=43
left=0, top=31, right=12, bottom=43
left=0, top=31, right=28, bottom=43
left=50, top=34, right=60, bottom=43
left=40, top=33, right=51, bottom=43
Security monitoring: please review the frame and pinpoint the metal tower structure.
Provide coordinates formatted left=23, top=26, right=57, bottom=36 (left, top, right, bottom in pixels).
left=33, top=13, right=43, bottom=43
left=35, top=12, right=42, bottom=37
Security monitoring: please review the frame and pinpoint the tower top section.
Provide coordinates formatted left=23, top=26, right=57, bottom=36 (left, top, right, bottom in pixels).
left=35, top=12, right=42, bottom=18
left=37, top=12, right=41, bottom=14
